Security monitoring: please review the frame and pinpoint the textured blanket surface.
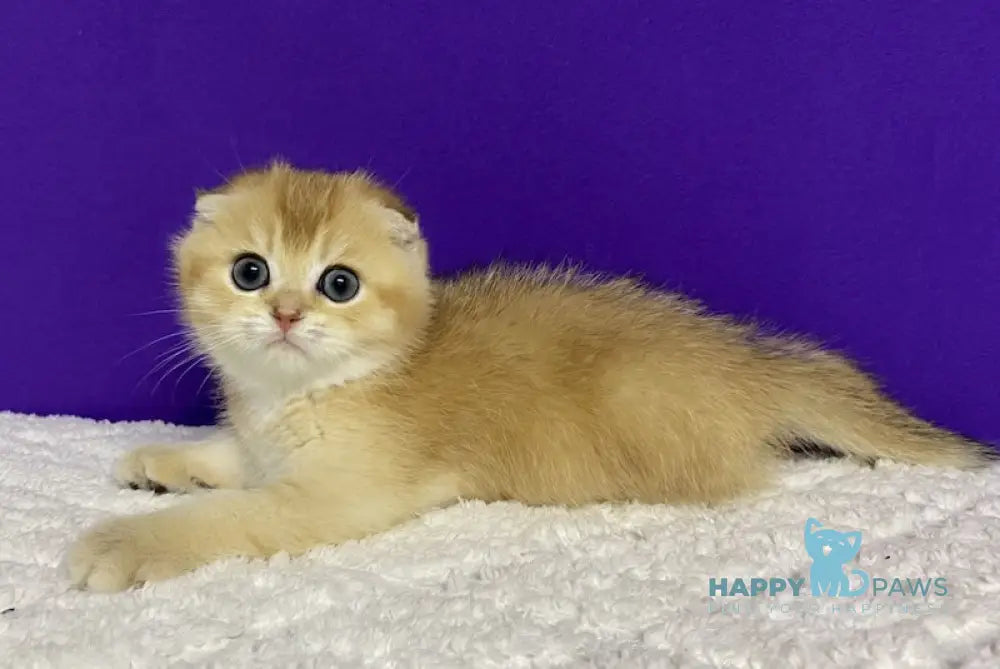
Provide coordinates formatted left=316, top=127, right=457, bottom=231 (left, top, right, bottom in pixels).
left=1, top=412, right=999, bottom=668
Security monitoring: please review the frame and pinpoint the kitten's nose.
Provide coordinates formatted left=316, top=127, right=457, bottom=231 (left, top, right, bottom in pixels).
left=271, top=308, right=303, bottom=334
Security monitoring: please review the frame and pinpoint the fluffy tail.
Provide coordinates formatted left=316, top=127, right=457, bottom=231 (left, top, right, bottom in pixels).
left=771, top=350, right=994, bottom=468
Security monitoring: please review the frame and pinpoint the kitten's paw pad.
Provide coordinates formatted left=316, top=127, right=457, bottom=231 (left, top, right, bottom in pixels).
left=114, top=446, right=198, bottom=493
left=66, top=519, right=189, bottom=592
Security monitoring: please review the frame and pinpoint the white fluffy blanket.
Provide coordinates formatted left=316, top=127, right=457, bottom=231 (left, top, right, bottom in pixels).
left=1, top=412, right=999, bottom=668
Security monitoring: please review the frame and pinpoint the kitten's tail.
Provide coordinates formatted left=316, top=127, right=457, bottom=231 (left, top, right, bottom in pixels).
left=772, top=351, right=995, bottom=468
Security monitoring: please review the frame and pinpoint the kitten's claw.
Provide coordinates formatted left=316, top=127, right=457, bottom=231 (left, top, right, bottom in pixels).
left=114, top=445, right=204, bottom=494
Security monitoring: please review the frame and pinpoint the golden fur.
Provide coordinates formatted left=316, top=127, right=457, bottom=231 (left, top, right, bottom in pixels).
left=67, top=162, right=990, bottom=591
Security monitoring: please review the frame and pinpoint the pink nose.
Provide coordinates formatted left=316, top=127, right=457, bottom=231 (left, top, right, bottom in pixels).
left=272, top=309, right=303, bottom=334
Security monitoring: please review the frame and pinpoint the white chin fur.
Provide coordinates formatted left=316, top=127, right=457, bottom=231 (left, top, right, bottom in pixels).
left=213, top=343, right=389, bottom=406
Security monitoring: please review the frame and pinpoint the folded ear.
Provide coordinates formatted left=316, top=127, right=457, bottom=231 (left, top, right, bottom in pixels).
left=351, top=170, right=421, bottom=249
left=193, top=190, right=233, bottom=223
left=380, top=204, right=421, bottom=249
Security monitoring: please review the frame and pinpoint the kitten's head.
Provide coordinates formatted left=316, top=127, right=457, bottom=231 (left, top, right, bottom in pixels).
left=172, top=162, right=431, bottom=395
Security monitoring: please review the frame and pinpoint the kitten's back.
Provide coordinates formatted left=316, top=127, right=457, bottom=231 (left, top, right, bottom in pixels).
left=394, top=266, right=777, bottom=504
left=380, top=264, right=989, bottom=506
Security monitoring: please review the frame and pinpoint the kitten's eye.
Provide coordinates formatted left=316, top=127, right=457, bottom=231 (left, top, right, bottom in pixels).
left=318, top=265, right=360, bottom=303
left=231, top=254, right=270, bottom=291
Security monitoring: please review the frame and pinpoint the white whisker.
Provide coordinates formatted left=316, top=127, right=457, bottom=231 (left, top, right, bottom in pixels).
left=135, top=346, right=196, bottom=392
left=151, top=354, right=207, bottom=396
left=195, top=369, right=216, bottom=398
left=172, top=355, right=210, bottom=399
left=115, top=331, right=189, bottom=365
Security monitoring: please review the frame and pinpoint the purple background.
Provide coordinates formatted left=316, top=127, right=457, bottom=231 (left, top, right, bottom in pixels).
left=1, top=2, right=997, bottom=440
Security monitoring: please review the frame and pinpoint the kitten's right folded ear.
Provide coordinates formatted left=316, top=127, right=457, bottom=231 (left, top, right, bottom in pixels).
left=192, top=188, right=231, bottom=224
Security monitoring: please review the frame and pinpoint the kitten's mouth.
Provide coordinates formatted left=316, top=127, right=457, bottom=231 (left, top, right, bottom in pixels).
left=266, top=337, right=307, bottom=355
left=822, top=545, right=832, bottom=556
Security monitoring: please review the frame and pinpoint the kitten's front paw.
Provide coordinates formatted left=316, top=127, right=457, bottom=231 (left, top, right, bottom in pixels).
left=66, top=517, right=192, bottom=592
left=114, top=445, right=211, bottom=494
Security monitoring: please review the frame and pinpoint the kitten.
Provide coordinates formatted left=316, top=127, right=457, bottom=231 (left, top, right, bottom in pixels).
left=67, top=162, right=990, bottom=591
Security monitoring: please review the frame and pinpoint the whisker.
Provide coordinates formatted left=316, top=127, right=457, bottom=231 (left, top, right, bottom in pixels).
left=230, top=135, right=246, bottom=172
left=149, top=330, right=227, bottom=364
left=128, top=309, right=180, bottom=317
left=199, top=149, right=229, bottom=185
left=135, top=345, right=196, bottom=392
left=172, top=355, right=209, bottom=400
left=126, top=307, right=217, bottom=318
left=391, top=165, right=413, bottom=190
left=115, top=331, right=189, bottom=365
left=153, top=340, right=194, bottom=361
left=151, top=354, right=207, bottom=396
left=195, top=369, right=216, bottom=399
left=132, top=322, right=252, bottom=397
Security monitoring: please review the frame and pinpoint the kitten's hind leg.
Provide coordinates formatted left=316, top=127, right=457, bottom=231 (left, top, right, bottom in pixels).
left=114, top=434, right=245, bottom=493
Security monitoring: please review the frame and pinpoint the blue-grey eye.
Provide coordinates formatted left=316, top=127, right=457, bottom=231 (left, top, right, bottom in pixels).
left=231, top=254, right=269, bottom=291
left=318, top=265, right=360, bottom=303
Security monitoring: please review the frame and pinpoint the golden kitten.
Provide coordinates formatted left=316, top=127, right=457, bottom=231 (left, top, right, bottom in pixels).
left=67, top=162, right=990, bottom=591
